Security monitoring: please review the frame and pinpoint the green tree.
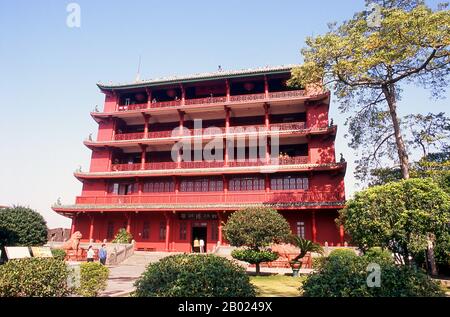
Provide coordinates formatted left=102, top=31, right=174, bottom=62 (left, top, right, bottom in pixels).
left=0, top=206, right=48, bottom=248
left=112, top=228, right=132, bottom=243
left=302, top=248, right=444, bottom=297
left=338, top=178, right=450, bottom=266
left=288, top=1, right=449, bottom=181
left=223, top=207, right=291, bottom=275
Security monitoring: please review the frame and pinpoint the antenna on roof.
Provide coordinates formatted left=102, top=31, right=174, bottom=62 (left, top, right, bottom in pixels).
left=135, top=55, right=142, bottom=82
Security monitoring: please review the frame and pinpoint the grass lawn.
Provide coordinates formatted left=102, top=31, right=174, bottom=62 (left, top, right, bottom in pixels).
left=250, top=275, right=306, bottom=297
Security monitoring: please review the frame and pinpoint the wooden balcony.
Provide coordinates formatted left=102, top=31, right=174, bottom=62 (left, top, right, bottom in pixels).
left=114, top=90, right=306, bottom=112
left=110, top=156, right=309, bottom=172
left=113, top=121, right=309, bottom=141
left=74, top=190, right=343, bottom=205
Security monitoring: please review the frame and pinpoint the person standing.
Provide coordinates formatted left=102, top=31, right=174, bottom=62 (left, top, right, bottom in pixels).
left=86, top=245, right=94, bottom=262
left=193, top=238, right=200, bottom=253
left=98, top=244, right=107, bottom=265
left=199, top=238, right=205, bottom=253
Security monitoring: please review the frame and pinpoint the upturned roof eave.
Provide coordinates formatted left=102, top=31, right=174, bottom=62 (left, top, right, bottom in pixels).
left=96, top=65, right=299, bottom=91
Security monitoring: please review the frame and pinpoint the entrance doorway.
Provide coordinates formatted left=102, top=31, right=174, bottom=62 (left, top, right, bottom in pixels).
left=192, top=226, right=207, bottom=253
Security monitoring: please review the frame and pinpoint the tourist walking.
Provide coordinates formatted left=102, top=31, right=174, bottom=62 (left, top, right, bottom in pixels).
left=98, top=244, right=107, bottom=265
left=86, top=245, right=94, bottom=262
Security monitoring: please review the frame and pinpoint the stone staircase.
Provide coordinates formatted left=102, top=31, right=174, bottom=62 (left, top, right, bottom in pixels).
left=101, top=251, right=178, bottom=297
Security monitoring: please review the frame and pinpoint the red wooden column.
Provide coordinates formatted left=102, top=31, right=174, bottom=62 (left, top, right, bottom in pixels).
left=339, top=225, right=345, bottom=246
left=164, top=212, right=171, bottom=251
left=217, top=212, right=224, bottom=245
left=146, top=88, right=152, bottom=109
left=264, top=103, right=270, bottom=164
left=311, top=211, right=317, bottom=243
left=126, top=213, right=131, bottom=234
left=140, top=144, right=147, bottom=170
left=114, top=92, right=120, bottom=111
left=264, top=75, right=269, bottom=98
left=180, top=84, right=185, bottom=105
left=224, top=106, right=230, bottom=166
left=177, top=111, right=185, bottom=168
left=88, top=215, right=95, bottom=242
left=71, top=215, right=77, bottom=235
left=225, top=79, right=230, bottom=102
left=265, top=174, right=270, bottom=193
left=143, top=114, right=150, bottom=139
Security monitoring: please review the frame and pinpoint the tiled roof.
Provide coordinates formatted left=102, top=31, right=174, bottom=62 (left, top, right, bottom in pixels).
left=97, top=64, right=299, bottom=90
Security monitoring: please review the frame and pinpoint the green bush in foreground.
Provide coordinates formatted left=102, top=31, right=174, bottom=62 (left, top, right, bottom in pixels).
left=77, top=262, right=109, bottom=297
left=303, top=248, right=444, bottom=297
left=51, top=249, right=67, bottom=261
left=0, top=258, right=72, bottom=297
left=134, top=254, right=256, bottom=297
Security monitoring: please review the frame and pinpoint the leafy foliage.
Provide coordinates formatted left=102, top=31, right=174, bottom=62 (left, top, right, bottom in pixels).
left=134, top=254, right=256, bottom=297
left=77, top=262, right=109, bottom=297
left=51, top=249, right=67, bottom=261
left=338, top=178, right=450, bottom=265
left=289, top=236, right=324, bottom=263
left=302, top=248, right=444, bottom=297
left=223, top=207, right=291, bottom=250
left=231, top=249, right=279, bottom=265
left=0, top=206, right=48, bottom=248
left=0, top=258, right=72, bottom=297
left=112, top=228, right=132, bottom=244
left=288, top=2, right=450, bottom=181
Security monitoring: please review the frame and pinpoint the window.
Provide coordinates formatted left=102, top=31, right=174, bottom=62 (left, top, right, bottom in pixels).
left=271, top=175, right=309, bottom=191
left=296, top=222, right=305, bottom=238
left=108, top=183, right=137, bottom=195
left=143, top=178, right=174, bottom=193
left=159, top=221, right=166, bottom=240
left=229, top=176, right=264, bottom=191
left=108, top=183, right=119, bottom=194
left=179, top=222, right=187, bottom=240
left=142, top=222, right=150, bottom=239
left=180, top=178, right=223, bottom=192
left=107, top=221, right=114, bottom=240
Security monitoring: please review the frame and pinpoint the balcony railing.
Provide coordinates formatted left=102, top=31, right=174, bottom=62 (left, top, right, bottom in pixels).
left=113, top=122, right=308, bottom=141
left=115, top=89, right=306, bottom=112
left=75, top=190, right=343, bottom=205
left=110, top=156, right=309, bottom=172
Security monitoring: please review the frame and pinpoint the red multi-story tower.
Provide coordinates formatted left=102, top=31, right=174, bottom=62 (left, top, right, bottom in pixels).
left=53, top=65, right=346, bottom=252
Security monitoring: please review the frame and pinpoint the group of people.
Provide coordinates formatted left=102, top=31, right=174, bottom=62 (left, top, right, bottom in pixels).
left=193, top=238, right=205, bottom=253
left=86, top=244, right=108, bottom=265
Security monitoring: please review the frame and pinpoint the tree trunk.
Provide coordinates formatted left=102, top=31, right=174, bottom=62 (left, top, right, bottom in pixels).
left=382, top=84, right=410, bottom=179
left=427, top=234, right=438, bottom=276
left=255, top=263, right=261, bottom=276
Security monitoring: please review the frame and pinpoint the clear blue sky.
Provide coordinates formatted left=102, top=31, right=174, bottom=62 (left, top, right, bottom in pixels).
left=0, top=0, right=448, bottom=228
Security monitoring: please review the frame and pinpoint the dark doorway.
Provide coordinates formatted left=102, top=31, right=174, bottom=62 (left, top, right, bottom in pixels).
left=191, top=226, right=207, bottom=253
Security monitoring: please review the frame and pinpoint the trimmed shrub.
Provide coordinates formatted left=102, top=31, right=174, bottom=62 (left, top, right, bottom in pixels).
left=302, top=250, right=444, bottom=297
left=134, top=254, right=256, bottom=297
left=77, top=262, right=109, bottom=297
left=224, top=207, right=291, bottom=275
left=51, top=249, right=67, bottom=261
left=231, top=249, right=279, bottom=265
left=112, top=228, right=132, bottom=244
left=0, top=206, right=48, bottom=248
left=0, top=258, right=72, bottom=297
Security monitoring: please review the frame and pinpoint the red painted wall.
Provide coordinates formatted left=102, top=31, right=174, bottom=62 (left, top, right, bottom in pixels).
left=103, top=94, right=117, bottom=112
left=309, top=137, right=336, bottom=164
left=89, top=150, right=111, bottom=172
left=306, top=103, right=329, bottom=128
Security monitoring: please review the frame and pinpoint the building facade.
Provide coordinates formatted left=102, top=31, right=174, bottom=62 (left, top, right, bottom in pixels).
left=53, top=65, right=347, bottom=252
